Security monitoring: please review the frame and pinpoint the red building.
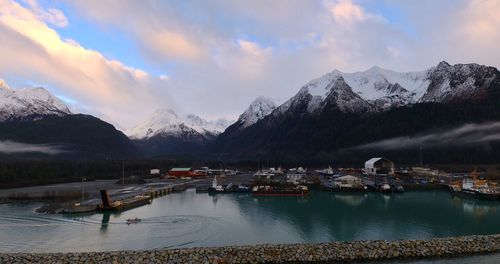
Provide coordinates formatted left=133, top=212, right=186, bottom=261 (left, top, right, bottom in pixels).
left=168, top=168, right=206, bottom=177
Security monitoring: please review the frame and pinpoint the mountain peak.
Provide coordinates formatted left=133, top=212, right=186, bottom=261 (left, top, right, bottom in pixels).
left=0, top=79, right=11, bottom=90
left=0, top=81, right=71, bottom=121
left=153, top=108, right=178, bottom=118
left=366, top=65, right=383, bottom=72
left=126, top=108, right=233, bottom=140
left=437, top=60, right=451, bottom=69
left=238, top=96, right=276, bottom=128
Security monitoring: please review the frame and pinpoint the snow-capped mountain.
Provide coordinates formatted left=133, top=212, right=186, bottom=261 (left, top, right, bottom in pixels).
left=237, top=96, right=276, bottom=128
left=419, top=61, right=498, bottom=102
left=0, top=79, right=71, bottom=121
left=272, top=61, right=498, bottom=118
left=212, top=61, right=500, bottom=161
left=126, top=108, right=233, bottom=140
left=126, top=108, right=234, bottom=157
left=0, top=79, right=138, bottom=159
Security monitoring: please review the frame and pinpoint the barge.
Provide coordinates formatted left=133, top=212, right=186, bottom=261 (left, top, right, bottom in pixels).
left=98, top=190, right=152, bottom=212
left=252, top=185, right=309, bottom=197
left=60, top=204, right=97, bottom=214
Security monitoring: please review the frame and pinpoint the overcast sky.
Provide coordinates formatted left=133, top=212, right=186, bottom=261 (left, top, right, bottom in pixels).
left=1, top=0, right=499, bottom=129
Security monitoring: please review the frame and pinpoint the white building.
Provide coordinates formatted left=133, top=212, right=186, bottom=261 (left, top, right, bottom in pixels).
left=364, top=157, right=395, bottom=175
left=150, top=169, right=160, bottom=175
left=286, top=173, right=305, bottom=184
left=332, top=175, right=363, bottom=189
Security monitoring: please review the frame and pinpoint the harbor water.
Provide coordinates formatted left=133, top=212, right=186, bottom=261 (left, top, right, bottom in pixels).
left=0, top=189, right=499, bottom=253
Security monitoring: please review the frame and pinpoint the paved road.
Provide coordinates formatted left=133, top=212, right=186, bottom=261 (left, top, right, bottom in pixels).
left=0, top=178, right=197, bottom=201
left=0, top=174, right=255, bottom=204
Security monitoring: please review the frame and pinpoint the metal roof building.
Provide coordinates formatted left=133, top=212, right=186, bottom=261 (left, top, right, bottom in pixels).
left=364, top=157, right=394, bottom=175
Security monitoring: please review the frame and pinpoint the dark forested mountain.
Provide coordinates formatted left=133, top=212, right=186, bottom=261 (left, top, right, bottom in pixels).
left=0, top=114, right=139, bottom=159
left=2, top=61, right=499, bottom=164
left=0, top=81, right=138, bottom=159
left=211, top=62, right=500, bottom=164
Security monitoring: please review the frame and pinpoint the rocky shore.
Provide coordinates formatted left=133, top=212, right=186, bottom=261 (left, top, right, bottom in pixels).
left=1, top=234, right=499, bottom=263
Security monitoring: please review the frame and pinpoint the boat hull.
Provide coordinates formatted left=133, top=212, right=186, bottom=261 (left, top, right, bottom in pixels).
left=100, top=196, right=152, bottom=212
left=252, top=191, right=309, bottom=197
left=450, top=188, right=500, bottom=201
left=208, top=187, right=251, bottom=194
left=61, top=205, right=97, bottom=214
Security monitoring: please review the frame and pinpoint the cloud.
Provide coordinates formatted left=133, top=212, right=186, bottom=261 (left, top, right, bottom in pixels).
left=145, top=29, right=205, bottom=61
left=0, top=140, right=66, bottom=154
left=22, top=0, right=68, bottom=27
left=0, top=0, right=177, bottom=128
left=325, top=0, right=367, bottom=24
left=61, top=0, right=418, bottom=122
left=352, top=122, right=500, bottom=151
left=3, top=0, right=500, bottom=126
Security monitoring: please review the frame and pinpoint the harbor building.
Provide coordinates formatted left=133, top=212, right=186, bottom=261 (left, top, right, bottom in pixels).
left=168, top=168, right=206, bottom=178
left=364, top=157, right=395, bottom=175
left=332, top=175, right=363, bottom=189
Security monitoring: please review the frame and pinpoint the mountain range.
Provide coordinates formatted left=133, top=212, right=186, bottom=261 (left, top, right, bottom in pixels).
left=212, top=61, right=500, bottom=164
left=1, top=61, right=499, bottom=163
left=125, top=109, right=232, bottom=157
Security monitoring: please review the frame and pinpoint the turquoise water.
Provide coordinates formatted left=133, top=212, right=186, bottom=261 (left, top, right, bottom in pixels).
left=0, top=190, right=499, bottom=253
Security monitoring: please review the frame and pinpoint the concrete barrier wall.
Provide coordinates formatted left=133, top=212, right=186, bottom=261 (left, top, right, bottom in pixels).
left=1, top=234, right=499, bottom=263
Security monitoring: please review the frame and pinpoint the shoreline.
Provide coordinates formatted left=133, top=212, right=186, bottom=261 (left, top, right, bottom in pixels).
left=1, top=234, right=499, bottom=263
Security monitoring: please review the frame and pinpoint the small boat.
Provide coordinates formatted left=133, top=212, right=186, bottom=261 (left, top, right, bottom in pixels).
left=395, top=185, right=405, bottom=193
left=253, top=170, right=275, bottom=178
left=235, top=185, right=251, bottom=193
left=316, top=166, right=334, bottom=176
left=208, top=175, right=226, bottom=193
left=380, top=183, right=391, bottom=193
left=126, top=217, right=141, bottom=225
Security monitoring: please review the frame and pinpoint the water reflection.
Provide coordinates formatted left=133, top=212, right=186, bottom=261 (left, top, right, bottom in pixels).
left=0, top=190, right=499, bottom=253
left=450, top=196, right=498, bottom=219
left=232, top=191, right=500, bottom=242
left=332, top=193, right=367, bottom=206
left=100, top=213, right=110, bottom=232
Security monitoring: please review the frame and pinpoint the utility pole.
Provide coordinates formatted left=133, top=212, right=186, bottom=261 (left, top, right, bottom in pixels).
left=81, top=177, right=85, bottom=202
left=419, top=145, right=423, bottom=166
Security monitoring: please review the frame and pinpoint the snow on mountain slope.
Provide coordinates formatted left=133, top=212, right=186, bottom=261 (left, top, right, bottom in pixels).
left=300, top=66, right=429, bottom=103
left=272, top=61, right=498, bottom=118
left=126, top=108, right=233, bottom=140
left=237, top=96, right=276, bottom=128
left=185, top=114, right=233, bottom=134
left=0, top=79, right=71, bottom=121
left=419, top=61, right=498, bottom=102
left=275, top=75, right=373, bottom=115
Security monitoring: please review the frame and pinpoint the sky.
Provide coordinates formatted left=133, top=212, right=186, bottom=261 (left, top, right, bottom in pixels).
left=0, top=0, right=499, bottom=129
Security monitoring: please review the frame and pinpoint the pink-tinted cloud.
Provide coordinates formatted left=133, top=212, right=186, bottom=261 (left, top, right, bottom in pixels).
left=0, top=0, right=176, bottom=128
left=2, top=0, right=500, bottom=127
